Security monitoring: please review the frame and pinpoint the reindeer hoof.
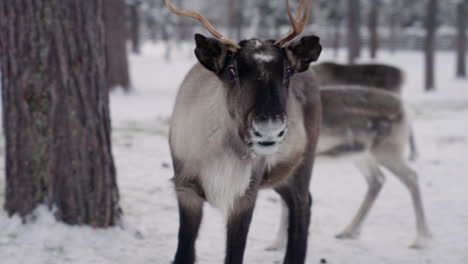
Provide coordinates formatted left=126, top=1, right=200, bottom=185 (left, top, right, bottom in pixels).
left=265, top=241, right=286, bottom=251
left=335, top=230, right=360, bottom=240
left=409, top=153, right=419, bottom=162
left=409, top=234, right=432, bottom=249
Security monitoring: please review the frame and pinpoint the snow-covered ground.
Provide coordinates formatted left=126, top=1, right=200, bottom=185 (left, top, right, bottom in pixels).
left=1, top=44, right=468, bottom=264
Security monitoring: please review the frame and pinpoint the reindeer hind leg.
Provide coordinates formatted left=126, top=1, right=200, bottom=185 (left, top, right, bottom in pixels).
left=378, top=157, right=432, bottom=249
left=266, top=196, right=289, bottom=251
left=336, top=156, right=386, bottom=240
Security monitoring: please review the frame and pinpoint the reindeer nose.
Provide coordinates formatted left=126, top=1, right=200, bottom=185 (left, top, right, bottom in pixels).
left=251, top=116, right=287, bottom=141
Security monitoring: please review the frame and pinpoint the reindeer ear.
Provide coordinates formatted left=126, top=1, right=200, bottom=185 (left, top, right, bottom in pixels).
left=285, top=35, right=322, bottom=73
left=194, top=34, right=230, bottom=73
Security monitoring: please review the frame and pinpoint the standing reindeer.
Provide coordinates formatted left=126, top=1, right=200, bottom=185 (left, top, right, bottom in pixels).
left=166, top=0, right=323, bottom=263
left=312, top=62, right=419, bottom=161
left=268, top=85, right=432, bottom=251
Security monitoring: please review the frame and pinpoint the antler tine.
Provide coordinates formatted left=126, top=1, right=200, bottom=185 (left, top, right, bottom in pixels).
left=165, top=0, right=241, bottom=50
left=275, top=0, right=311, bottom=47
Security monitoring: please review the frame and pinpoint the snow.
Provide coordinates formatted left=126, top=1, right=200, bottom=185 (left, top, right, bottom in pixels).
left=1, top=43, right=468, bottom=263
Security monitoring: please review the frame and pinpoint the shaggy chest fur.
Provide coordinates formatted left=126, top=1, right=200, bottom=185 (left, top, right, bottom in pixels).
left=199, top=152, right=254, bottom=214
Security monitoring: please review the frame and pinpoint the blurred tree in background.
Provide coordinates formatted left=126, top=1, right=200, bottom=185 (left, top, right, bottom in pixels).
left=137, top=0, right=465, bottom=90
left=425, top=0, right=437, bottom=91
left=456, top=0, right=467, bottom=79
left=104, top=0, right=131, bottom=91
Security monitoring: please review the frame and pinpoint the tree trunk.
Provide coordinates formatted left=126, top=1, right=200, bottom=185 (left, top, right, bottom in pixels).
left=333, top=19, right=341, bottom=58
left=331, top=0, right=342, bottom=58
left=103, top=0, right=131, bottom=91
left=425, top=0, right=437, bottom=91
left=388, top=6, right=398, bottom=53
left=355, top=0, right=362, bottom=58
left=129, top=1, right=141, bottom=54
left=227, top=0, right=236, bottom=39
left=456, top=2, right=466, bottom=79
left=348, top=0, right=361, bottom=64
left=236, top=0, right=245, bottom=41
left=0, top=0, right=120, bottom=227
left=175, top=0, right=191, bottom=42
left=227, top=0, right=244, bottom=41
left=368, top=0, right=380, bottom=59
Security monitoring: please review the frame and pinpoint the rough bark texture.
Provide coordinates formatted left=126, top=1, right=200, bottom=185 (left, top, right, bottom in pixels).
left=456, top=2, right=466, bottom=79
left=425, top=0, right=437, bottom=91
left=368, top=0, right=379, bottom=59
left=0, top=0, right=120, bottom=227
left=103, top=0, right=131, bottom=91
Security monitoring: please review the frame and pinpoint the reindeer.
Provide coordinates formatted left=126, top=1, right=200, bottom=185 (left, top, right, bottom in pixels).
left=268, top=85, right=432, bottom=251
left=166, top=0, right=323, bottom=263
left=312, top=62, right=419, bottom=161
left=312, top=62, right=404, bottom=93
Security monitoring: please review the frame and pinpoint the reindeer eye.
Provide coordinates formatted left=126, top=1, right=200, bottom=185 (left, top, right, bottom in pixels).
left=227, top=67, right=237, bottom=81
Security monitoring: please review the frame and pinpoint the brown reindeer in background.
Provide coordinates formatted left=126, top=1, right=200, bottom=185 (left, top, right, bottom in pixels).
left=312, top=62, right=419, bottom=161
left=268, top=85, right=432, bottom=251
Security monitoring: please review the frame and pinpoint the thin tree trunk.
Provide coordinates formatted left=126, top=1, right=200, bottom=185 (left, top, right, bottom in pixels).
left=227, top=0, right=244, bottom=41
left=369, top=0, right=380, bottom=59
left=388, top=8, right=397, bottom=53
left=0, top=0, right=120, bottom=227
left=175, top=0, right=191, bottom=42
left=333, top=19, right=341, bottom=58
left=355, top=0, right=362, bottom=58
left=456, top=2, right=467, bottom=79
left=236, top=0, right=245, bottom=41
left=331, top=0, right=341, bottom=58
left=348, top=0, right=361, bottom=64
left=227, top=0, right=236, bottom=39
left=129, top=1, right=141, bottom=54
left=104, top=0, right=131, bottom=91
left=425, top=0, right=437, bottom=91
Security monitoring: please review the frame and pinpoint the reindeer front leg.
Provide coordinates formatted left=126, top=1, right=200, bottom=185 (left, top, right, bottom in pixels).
left=225, top=192, right=258, bottom=264
left=173, top=184, right=204, bottom=264
left=275, top=160, right=314, bottom=264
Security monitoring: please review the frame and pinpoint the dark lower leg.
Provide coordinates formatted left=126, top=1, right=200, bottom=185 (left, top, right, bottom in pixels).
left=225, top=198, right=256, bottom=264
left=276, top=188, right=311, bottom=264
left=173, top=197, right=203, bottom=264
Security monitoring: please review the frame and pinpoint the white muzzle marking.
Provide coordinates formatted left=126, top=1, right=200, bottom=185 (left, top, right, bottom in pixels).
left=250, top=118, right=287, bottom=156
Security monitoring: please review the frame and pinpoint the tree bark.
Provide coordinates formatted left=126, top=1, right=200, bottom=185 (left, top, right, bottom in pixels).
left=425, top=0, right=437, bottom=91
left=0, top=0, right=120, bottom=227
left=456, top=2, right=466, bottom=79
left=368, top=0, right=380, bottom=59
left=103, top=0, right=131, bottom=91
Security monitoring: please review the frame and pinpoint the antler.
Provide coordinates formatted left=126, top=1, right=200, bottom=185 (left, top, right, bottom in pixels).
left=165, top=0, right=241, bottom=50
left=275, top=0, right=311, bottom=47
